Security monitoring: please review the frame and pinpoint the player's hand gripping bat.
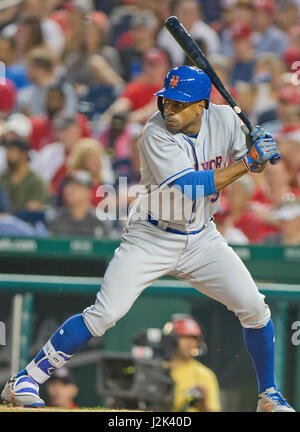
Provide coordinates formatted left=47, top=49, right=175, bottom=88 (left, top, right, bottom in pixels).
left=164, top=16, right=280, bottom=165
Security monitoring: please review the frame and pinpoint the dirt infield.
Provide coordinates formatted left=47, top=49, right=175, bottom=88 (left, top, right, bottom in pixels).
left=0, top=405, right=142, bottom=412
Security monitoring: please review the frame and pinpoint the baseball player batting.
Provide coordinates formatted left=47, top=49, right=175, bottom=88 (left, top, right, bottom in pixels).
left=1, top=66, right=295, bottom=412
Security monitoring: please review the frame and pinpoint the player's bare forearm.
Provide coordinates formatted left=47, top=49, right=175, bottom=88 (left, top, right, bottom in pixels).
left=213, top=160, right=249, bottom=192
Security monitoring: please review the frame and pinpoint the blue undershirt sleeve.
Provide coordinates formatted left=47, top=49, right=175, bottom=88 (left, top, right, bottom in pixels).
left=169, top=170, right=216, bottom=199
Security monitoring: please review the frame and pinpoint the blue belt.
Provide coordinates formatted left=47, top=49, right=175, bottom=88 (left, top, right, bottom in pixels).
left=147, top=214, right=208, bottom=235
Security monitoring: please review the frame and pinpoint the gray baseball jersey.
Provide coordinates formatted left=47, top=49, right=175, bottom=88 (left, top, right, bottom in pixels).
left=132, top=103, right=248, bottom=233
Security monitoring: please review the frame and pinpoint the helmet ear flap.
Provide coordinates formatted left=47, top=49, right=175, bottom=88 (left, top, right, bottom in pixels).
left=157, top=96, right=164, bottom=114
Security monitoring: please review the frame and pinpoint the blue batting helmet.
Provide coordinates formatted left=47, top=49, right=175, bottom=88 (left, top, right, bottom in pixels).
left=154, top=65, right=212, bottom=106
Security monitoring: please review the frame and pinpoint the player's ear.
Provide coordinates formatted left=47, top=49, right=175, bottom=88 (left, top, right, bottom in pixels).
left=196, top=100, right=206, bottom=114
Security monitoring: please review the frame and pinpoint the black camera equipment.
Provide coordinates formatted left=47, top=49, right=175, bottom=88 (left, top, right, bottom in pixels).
left=96, top=328, right=176, bottom=411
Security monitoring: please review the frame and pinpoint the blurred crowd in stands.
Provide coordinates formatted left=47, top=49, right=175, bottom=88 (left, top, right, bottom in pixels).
left=0, top=0, right=299, bottom=245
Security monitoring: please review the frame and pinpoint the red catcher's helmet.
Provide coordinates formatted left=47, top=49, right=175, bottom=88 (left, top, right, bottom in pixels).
left=172, top=317, right=203, bottom=339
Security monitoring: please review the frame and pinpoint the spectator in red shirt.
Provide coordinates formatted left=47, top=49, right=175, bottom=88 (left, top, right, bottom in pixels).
left=250, top=159, right=300, bottom=239
left=251, top=158, right=300, bottom=208
left=0, top=79, right=16, bottom=115
left=30, top=115, right=82, bottom=200
left=30, top=86, right=91, bottom=151
left=100, top=47, right=171, bottom=127
left=226, top=175, right=276, bottom=243
left=213, top=196, right=249, bottom=245
left=67, top=137, right=106, bottom=208
left=51, top=115, right=84, bottom=198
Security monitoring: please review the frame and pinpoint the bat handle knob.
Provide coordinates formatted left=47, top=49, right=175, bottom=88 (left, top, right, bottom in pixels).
left=270, top=155, right=280, bottom=165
